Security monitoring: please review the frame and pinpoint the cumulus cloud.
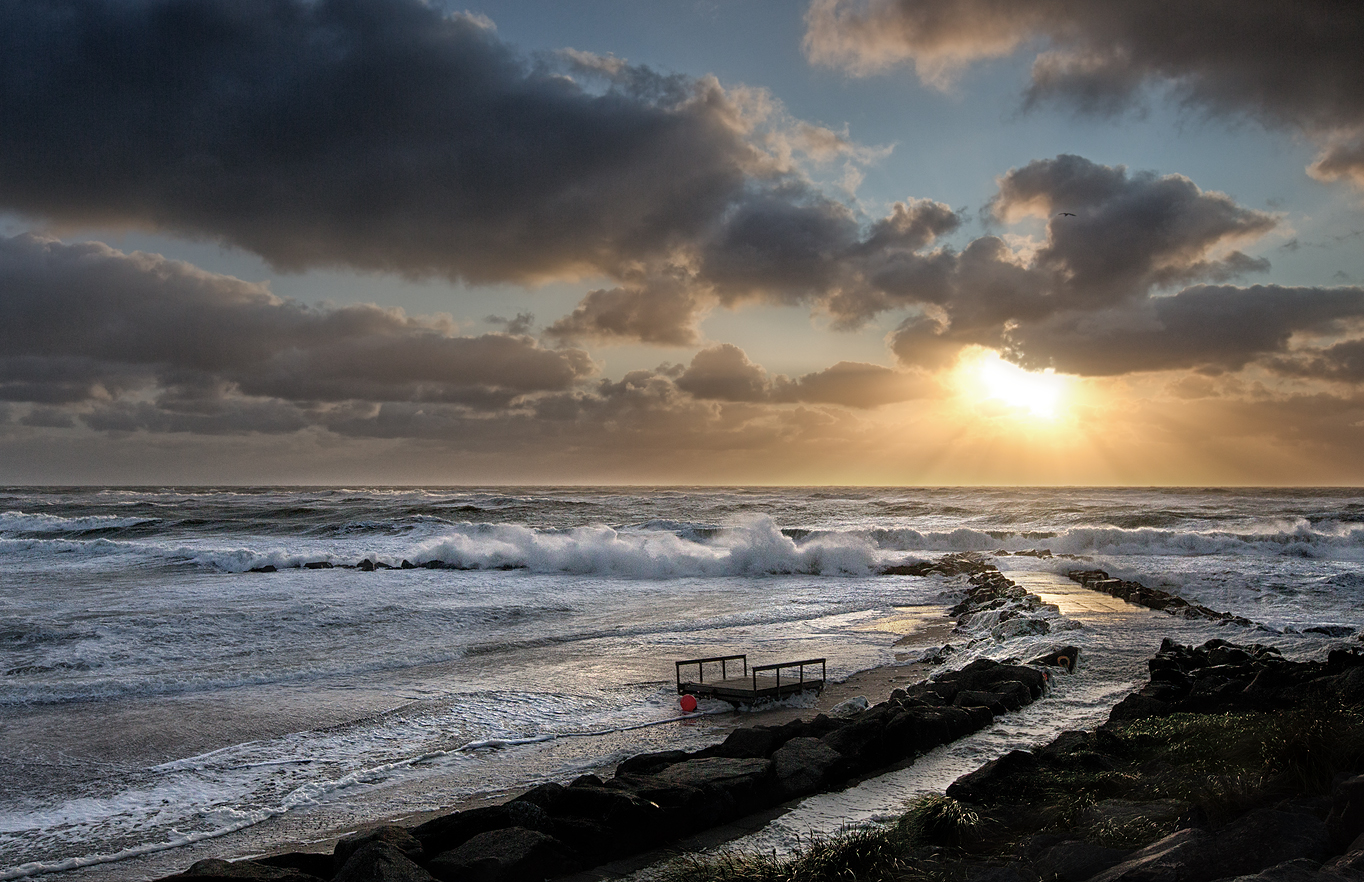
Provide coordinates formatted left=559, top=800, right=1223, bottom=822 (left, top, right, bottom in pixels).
left=545, top=281, right=709, bottom=346
left=0, top=0, right=760, bottom=282
left=674, top=344, right=934, bottom=407
left=1009, top=285, right=1364, bottom=376
left=804, top=0, right=1364, bottom=186
left=0, top=234, right=597, bottom=416
left=0, top=0, right=910, bottom=305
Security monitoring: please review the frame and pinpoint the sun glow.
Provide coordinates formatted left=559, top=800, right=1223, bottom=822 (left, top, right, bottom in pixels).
left=961, top=348, right=1069, bottom=419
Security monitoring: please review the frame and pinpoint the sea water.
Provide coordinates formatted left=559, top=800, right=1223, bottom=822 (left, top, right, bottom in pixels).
left=2, top=487, right=1362, bottom=881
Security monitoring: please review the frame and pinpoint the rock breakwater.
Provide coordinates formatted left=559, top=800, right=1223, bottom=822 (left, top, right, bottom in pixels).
left=151, top=558, right=1075, bottom=882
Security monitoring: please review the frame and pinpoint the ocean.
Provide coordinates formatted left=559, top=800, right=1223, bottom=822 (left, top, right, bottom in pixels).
left=2, top=487, right=1362, bottom=881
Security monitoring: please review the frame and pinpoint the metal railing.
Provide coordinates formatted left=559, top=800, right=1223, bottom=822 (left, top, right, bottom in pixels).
left=750, top=658, right=826, bottom=694
left=675, top=654, right=747, bottom=692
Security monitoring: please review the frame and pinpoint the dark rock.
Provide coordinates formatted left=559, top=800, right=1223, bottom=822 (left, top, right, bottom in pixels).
left=713, top=726, right=776, bottom=758
left=1029, top=646, right=1079, bottom=672
left=254, top=853, right=332, bottom=880
left=947, top=750, right=1039, bottom=804
left=953, top=690, right=1009, bottom=716
left=548, top=783, right=664, bottom=841
left=1089, top=807, right=1329, bottom=882
left=334, top=843, right=436, bottom=882
left=1087, top=827, right=1212, bottom=882
left=511, top=782, right=567, bottom=812
left=610, top=774, right=716, bottom=830
left=335, top=825, right=424, bottom=870
left=652, top=757, right=772, bottom=810
left=172, top=858, right=323, bottom=882
left=614, top=750, right=691, bottom=778
left=1215, top=858, right=1327, bottom=882
left=412, top=802, right=553, bottom=855
left=427, top=827, right=574, bottom=882
left=249, top=565, right=278, bottom=573
left=1327, top=773, right=1364, bottom=852
left=771, top=736, right=842, bottom=797
left=820, top=717, right=887, bottom=769
left=1032, top=840, right=1130, bottom=882
left=303, top=561, right=333, bottom=569
left=358, top=559, right=376, bottom=571
left=1109, top=693, right=1170, bottom=722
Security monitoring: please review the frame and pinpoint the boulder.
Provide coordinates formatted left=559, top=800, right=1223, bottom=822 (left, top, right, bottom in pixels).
left=1326, top=774, right=1364, bottom=852
left=175, top=859, right=324, bottom=882
left=548, top=784, right=664, bottom=839
left=253, top=853, right=333, bottom=880
left=953, top=691, right=1008, bottom=716
left=652, top=756, right=773, bottom=810
left=614, top=750, right=690, bottom=778
left=771, top=737, right=842, bottom=797
left=712, top=726, right=777, bottom=758
left=946, top=750, right=1039, bottom=804
left=1108, top=693, right=1170, bottom=722
left=1087, top=827, right=1213, bottom=882
left=334, top=825, right=424, bottom=869
left=1029, top=646, right=1080, bottom=672
left=1201, top=858, right=1320, bottom=882
left=829, top=696, right=870, bottom=718
left=820, top=717, right=888, bottom=770
left=334, top=843, right=437, bottom=882
left=412, top=801, right=553, bottom=856
left=1089, top=807, right=1329, bottom=882
left=1031, top=840, right=1130, bottom=882
left=427, top=827, right=573, bottom=882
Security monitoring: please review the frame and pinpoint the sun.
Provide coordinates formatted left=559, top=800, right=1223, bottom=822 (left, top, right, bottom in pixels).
left=959, top=348, right=1069, bottom=419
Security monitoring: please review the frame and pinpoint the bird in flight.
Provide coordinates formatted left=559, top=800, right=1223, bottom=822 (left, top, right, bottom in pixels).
left=1057, top=212, right=1077, bottom=217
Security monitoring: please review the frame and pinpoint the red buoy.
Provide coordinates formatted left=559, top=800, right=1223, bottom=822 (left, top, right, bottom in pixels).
left=679, top=694, right=698, bottom=713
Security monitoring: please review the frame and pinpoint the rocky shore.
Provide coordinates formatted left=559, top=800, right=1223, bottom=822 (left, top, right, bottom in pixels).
left=150, top=558, right=1078, bottom=882
left=900, top=637, right=1364, bottom=882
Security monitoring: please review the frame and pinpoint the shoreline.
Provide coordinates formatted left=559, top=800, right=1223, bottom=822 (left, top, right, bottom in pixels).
left=145, top=556, right=1082, bottom=882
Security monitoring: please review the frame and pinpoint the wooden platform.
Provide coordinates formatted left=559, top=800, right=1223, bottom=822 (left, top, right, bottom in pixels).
left=675, top=654, right=826, bottom=705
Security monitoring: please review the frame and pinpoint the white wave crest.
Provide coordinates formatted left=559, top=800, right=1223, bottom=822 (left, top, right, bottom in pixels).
left=0, top=511, right=159, bottom=534
left=406, top=517, right=880, bottom=577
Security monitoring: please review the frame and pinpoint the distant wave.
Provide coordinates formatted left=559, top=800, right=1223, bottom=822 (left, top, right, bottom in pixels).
left=0, top=510, right=160, bottom=535
left=6, top=515, right=1363, bottom=577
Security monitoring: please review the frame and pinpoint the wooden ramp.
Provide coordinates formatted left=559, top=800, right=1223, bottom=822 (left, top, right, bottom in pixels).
left=675, top=654, right=826, bottom=705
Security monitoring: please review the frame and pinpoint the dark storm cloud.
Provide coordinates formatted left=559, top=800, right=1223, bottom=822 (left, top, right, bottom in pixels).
left=805, top=0, right=1364, bottom=186
left=1008, top=285, right=1364, bottom=376
left=869, top=156, right=1286, bottom=372
left=1269, top=339, right=1364, bottom=385
left=674, top=344, right=933, bottom=407
left=990, top=155, right=1275, bottom=306
left=0, top=0, right=760, bottom=282
left=0, top=234, right=597, bottom=412
left=0, top=0, right=977, bottom=347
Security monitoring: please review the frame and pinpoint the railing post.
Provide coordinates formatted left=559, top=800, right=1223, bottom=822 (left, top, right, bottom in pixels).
left=722, top=658, right=727, bottom=680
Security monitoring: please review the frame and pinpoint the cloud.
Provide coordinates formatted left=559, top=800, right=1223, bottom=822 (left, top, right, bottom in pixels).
left=0, top=0, right=767, bottom=282
left=872, top=155, right=1287, bottom=372
left=674, top=343, right=934, bottom=407
left=0, top=234, right=597, bottom=416
left=0, top=0, right=915, bottom=307
left=545, top=281, right=709, bottom=346
left=804, top=0, right=1364, bottom=186
left=1009, top=284, right=1364, bottom=376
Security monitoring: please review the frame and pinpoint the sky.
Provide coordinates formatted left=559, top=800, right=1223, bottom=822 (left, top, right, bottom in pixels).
left=1, top=0, right=1363, bottom=486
